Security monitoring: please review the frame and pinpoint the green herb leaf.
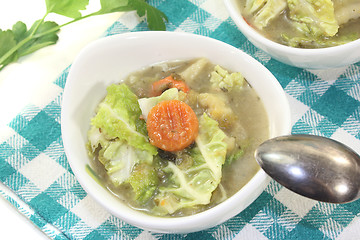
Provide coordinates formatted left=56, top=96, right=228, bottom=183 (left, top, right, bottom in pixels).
left=45, top=0, right=89, bottom=18
left=12, top=21, right=28, bottom=43
left=130, top=0, right=168, bottom=31
left=97, top=0, right=134, bottom=14
left=0, top=29, right=18, bottom=69
left=17, top=20, right=59, bottom=57
left=96, top=0, right=167, bottom=30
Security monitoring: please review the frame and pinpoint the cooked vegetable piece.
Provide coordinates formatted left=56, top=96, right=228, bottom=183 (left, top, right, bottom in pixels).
left=245, top=0, right=267, bottom=14
left=245, top=0, right=287, bottom=29
left=92, top=136, right=153, bottom=186
left=241, top=0, right=360, bottom=48
left=179, top=58, right=210, bottom=85
left=147, top=100, right=199, bottom=152
left=91, top=84, right=157, bottom=154
left=87, top=84, right=157, bottom=186
left=198, top=92, right=236, bottom=129
left=151, top=75, right=189, bottom=96
left=138, top=88, right=179, bottom=120
left=333, top=0, right=360, bottom=25
left=281, top=32, right=358, bottom=48
left=225, top=147, right=245, bottom=165
left=153, top=113, right=227, bottom=215
left=280, top=0, right=350, bottom=47
left=128, top=163, right=159, bottom=204
left=210, top=65, right=245, bottom=92
left=287, top=0, right=339, bottom=37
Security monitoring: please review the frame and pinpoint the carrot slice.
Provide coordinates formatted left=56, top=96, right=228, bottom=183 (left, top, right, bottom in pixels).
left=150, top=75, right=190, bottom=97
left=147, top=100, right=198, bottom=152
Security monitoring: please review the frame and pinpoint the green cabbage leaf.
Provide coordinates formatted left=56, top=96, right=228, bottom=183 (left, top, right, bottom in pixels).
left=128, top=163, right=159, bottom=204
left=87, top=84, right=157, bottom=192
left=282, top=33, right=358, bottom=48
left=153, top=113, right=227, bottom=215
left=245, top=0, right=287, bottom=29
left=90, top=83, right=156, bottom=154
left=245, top=0, right=267, bottom=14
left=280, top=0, right=358, bottom=48
left=287, top=0, right=339, bottom=38
left=87, top=132, right=153, bottom=186
left=87, top=131, right=157, bottom=203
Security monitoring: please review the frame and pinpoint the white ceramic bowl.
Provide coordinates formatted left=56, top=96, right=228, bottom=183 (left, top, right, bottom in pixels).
left=223, top=0, right=360, bottom=69
left=61, top=31, right=291, bottom=233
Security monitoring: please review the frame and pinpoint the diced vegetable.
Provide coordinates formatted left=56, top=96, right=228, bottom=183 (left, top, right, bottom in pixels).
left=210, top=65, right=245, bottom=92
left=146, top=100, right=199, bottom=152
left=150, top=75, right=189, bottom=97
left=153, top=113, right=227, bottom=215
left=198, top=92, right=236, bottom=129
left=179, top=58, right=210, bottom=85
left=225, top=148, right=245, bottom=166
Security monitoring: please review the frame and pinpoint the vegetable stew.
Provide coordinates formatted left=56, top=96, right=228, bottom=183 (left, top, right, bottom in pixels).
left=86, top=58, right=269, bottom=217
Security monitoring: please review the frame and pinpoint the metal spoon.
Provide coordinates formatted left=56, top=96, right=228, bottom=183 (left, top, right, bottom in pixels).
left=255, top=134, right=360, bottom=203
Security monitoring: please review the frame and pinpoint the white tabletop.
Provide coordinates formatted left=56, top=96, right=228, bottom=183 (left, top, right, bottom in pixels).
left=0, top=0, right=120, bottom=238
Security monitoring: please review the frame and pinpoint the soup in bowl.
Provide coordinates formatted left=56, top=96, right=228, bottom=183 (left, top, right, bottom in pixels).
left=61, top=32, right=291, bottom=233
left=224, top=0, right=360, bottom=69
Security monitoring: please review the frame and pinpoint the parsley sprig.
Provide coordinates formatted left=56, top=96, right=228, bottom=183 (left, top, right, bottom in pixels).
left=0, top=0, right=167, bottom=71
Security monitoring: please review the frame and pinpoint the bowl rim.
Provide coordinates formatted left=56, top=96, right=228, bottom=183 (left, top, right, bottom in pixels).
left=223, top=0, right=360, bottom=54
left=61, top=31, right=292, bottom=233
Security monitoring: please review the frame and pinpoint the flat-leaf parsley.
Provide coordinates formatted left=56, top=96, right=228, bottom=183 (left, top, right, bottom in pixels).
left=0, top=0, right=168, bottom=71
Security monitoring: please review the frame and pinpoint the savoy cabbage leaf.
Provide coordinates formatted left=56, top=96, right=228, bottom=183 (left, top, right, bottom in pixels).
left=153, top=113, right=227, bottom=215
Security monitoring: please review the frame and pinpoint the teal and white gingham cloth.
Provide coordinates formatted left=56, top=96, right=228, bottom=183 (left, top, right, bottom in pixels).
left=1, top=0, right=360, bottom=239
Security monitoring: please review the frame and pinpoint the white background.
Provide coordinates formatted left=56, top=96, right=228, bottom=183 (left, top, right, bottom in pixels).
left=0, top=0, right=121, bottom=238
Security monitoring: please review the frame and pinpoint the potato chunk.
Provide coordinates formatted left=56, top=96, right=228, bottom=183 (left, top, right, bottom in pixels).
left=198, top=92, right=236, bottom=129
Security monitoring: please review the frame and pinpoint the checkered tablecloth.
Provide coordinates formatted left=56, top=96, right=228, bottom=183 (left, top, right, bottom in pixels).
left=1, top=0, right=360, bottom=239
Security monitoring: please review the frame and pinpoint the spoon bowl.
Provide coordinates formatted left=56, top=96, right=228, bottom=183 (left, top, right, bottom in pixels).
left=255, top=135, right=360, bottom=203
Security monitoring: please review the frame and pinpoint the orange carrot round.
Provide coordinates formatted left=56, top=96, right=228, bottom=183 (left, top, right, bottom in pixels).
left=151, top=75, right=189, bottom=96
left=147, top=100, right=198, bottom=152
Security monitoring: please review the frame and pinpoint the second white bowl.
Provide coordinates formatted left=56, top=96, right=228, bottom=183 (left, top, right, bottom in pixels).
left=224, top=0, right=360, bottom=69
